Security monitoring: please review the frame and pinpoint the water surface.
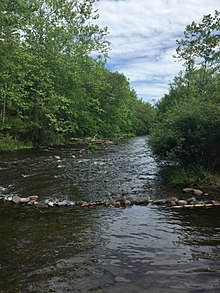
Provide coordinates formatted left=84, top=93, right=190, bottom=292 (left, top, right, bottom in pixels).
left=0, top=137, right=219, bottom=292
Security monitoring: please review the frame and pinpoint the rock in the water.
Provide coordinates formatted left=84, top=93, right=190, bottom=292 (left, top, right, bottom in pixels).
left=20, top=197, right=30, bottom=203
left=34, top=201, right=48, bottom=209
left=12, top=195, right=21, bottom=204
left=178, top=200, right=188, bottom=206
left=134, top=196, right=151, bottom=205
left=28, top=195, right=39, bottom=201
left=57, top=200, right=68, bottom=207
left=192, top=189, right=203, bottom=196
left=27, top=199, right=36, bottom=205
left=111, top=200, right=121, bottom=207
left=124, top=200, right=132, bottom=206
left=183, top=188, right=193, bottom=193
left=167, top=197, right=178, bottom=204
left=152, top=199, right=167, bottom=205
left=187, top=197, right=196, bottom=204
left=54, top=155, right=61, bottom=160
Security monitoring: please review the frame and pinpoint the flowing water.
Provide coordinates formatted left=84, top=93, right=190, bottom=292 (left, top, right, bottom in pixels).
left=0, top=137, right=219, bottom=293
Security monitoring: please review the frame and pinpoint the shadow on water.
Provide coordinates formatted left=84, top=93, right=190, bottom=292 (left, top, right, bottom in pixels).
left=0, top=137, right=220, bottom=292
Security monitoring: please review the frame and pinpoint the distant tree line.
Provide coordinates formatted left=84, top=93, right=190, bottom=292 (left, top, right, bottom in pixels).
left=0, top=0, right=155, bottom=149
left=150, top=10, right=220, bottom=172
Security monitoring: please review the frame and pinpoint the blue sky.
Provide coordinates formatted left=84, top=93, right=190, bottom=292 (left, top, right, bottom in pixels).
left=94, top=0, right=219, bottom=103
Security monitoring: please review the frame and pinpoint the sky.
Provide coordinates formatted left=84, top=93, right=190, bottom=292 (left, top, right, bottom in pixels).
left=94, top=0, right=219, bottom=103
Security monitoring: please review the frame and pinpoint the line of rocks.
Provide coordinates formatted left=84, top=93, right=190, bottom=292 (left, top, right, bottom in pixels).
left=0, top=193, right=220, bottom=210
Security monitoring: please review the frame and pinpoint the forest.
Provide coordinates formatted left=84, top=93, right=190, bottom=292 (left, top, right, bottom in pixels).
left=0, top=0, right=155, bottom=149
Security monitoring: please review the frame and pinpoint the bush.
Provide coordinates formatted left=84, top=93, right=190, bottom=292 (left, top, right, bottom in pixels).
left=150, top=97, right=220, bottom=170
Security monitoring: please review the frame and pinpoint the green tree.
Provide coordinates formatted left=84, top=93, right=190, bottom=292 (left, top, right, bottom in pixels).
left=150, top=11, right=220, bottom=171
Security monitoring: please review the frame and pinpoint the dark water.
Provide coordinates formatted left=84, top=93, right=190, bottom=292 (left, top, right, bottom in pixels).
left=0, top=137, right=220, bottom=293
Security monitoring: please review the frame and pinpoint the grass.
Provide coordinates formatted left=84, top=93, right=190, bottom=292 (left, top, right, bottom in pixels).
left=0, top=134, right=32, bottom=152
left=162, top=164, right=220, bottom=190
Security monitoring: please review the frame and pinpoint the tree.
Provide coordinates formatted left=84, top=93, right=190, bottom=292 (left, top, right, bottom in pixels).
left=174, top=10, right=220, bottom=97
left=0, top=0, right=110, bottom=145
left=150, top=11, right=220, bottom=171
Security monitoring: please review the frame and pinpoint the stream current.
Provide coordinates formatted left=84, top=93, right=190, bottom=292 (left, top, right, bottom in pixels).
left=0, top=136, right=220, bottom=292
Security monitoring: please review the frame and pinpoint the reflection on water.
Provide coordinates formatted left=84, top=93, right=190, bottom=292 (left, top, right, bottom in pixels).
left=0, top=137, right=220, bottom=292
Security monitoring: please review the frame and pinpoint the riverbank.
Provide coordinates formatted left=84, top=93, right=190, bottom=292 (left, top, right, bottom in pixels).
left=0, top=134, right=116, bottom=153
left=161, top=164, right=220, bottom=192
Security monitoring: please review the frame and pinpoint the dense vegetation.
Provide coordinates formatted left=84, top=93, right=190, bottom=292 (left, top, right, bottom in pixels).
left=150, top=10, right=220, bottom=187
left=0, top=0, right=155, bottom=150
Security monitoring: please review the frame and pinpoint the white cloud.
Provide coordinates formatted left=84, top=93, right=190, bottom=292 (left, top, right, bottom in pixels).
left=94, top=0, right=219, bottom=102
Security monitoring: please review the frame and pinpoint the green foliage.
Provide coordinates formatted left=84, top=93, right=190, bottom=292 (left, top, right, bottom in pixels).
left=135, top=99, right=156, bottom=135
left=150, top=11, right=220, bottom=173
left=0, top=0, right=151, bottom=149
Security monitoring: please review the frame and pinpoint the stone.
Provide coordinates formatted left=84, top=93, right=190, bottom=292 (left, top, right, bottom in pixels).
left=192, top=189, right=203, bottom=196
left=54, top=155, right=61, bottom=160
left=124, top=200, right=132, bottom=206
left=12, top=195, right=21, bottom=204
left=169, top=201, right=177, bottom=206
left=28, top=195, right=39, bottom=201
left=57, top=200, right=68, bottom=207
left=152, top=199, right=167, bottom=205
left=167, top=197, right=178, bottom=204
left=27, top=199, right=36, bottom=205
left=111, top=200, right=121, bottom=207
left=178, top=200, right=188, bottom=206
left=187, top=197, right=196, bottom=204
left=34, top=201, right=48, bottom=209
left=20, top=197, right=30, bottom=203
left=134, top=196, right=151, bottom=205
left=183, top=188, right=193, bottom=193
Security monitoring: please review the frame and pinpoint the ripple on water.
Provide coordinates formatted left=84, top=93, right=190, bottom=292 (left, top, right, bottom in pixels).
left=0, top=137, right=220, bottom=292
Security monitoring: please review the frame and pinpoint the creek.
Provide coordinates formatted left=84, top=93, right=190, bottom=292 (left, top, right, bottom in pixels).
left=0, top=136, right=219, bottom=292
